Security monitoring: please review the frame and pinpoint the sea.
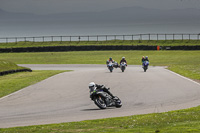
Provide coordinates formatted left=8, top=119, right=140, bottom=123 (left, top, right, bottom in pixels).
left=0, top=20, right=200, bottom=42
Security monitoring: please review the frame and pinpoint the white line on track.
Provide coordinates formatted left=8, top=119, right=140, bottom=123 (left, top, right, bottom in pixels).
left=164, top=69, right=200, bottom=86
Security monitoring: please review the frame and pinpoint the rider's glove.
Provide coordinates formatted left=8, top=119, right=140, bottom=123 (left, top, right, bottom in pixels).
left=107, top=87, right=110, bottom=90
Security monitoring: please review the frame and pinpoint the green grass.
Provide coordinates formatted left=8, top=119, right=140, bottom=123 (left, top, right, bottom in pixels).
left=0, top=60, right=29, bottom=72
left=1, top=106, right=200, bottom=133
left=0, top=51, right=199, bottom=65
left=169, top=65, right=200, bottom=81
left=0, top=51, right=199, bottom=80
left=0, top=70, right=69, bottom=98
left=0, top=40, right=199, bottom=48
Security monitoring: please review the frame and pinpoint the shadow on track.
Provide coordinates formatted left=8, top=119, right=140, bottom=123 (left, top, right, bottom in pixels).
left=81, top=107, right=116, bottom=111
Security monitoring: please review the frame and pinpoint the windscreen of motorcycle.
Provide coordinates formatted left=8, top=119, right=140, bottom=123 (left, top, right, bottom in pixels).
left=89, top=87, right=97, bottom=94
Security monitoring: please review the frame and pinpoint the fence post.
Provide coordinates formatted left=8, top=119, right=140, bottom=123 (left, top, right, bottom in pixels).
left=88, top=36, right=89, bottom=42
left=97, top=35, right=98, bottom=42
left=149, top=34, right=150, bottom=41
left=173, top=34, right=174, bottom=41
left=157, top=34, right=158, bottom=41
left=70, top=36, right=71, bottom=42
left=138, top=34, right=141, bottom=43
left=189, top=34, right=190, bottom=41
left=43, top=37, right=44, bottom=42
left=78, top=36, right=81, bottom=42
left=106, top=35, right=107, bottom=41
left=132, top=35, right=133, bottom=41
left=182, top=34, right=183, bottom=41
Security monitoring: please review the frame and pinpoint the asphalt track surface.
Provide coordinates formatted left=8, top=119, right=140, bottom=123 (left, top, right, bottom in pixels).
left=0, top=64, right=200, bottom=128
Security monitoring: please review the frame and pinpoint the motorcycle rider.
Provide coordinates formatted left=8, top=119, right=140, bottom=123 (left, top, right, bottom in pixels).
left=120, top=57, right=127, bottom=66
left=142, top=56, right=149, bottom=68
left=144, top=56, right=149, bottom=62
left=142, top=56, right=145, bottom=68
left=106, top=57, right=119, bottom=68
left=142, top=56, right=145, bottom=63
left=106, top=57, right=115, bottom=65
left=89, top=82, right=115, bottom=99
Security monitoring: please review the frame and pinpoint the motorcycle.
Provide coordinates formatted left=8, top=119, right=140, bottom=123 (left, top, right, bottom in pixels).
left=143, top=61, right=149, bottom=72
left=107, top=62, right=114, bottom=72
left=120, top=62, right=126, bottom=72
left=90, top=87, right=122, bottom=109
left=113, top=61, right=119, bottom=68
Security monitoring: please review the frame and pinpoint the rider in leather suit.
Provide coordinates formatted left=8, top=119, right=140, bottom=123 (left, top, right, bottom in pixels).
left=89, top=82, right=115, bottom=99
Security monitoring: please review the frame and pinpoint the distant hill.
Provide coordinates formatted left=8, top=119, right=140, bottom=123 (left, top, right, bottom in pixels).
left=1, top=7, right=200, bottom=23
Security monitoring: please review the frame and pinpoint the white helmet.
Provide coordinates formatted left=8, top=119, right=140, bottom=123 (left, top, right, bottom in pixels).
left=122, top=57, right=125, bottom=59
left=89, top=82, right=95, bottom=89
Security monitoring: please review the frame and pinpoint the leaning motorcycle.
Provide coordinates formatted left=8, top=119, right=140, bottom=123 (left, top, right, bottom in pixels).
left=143, top=61, right=149, bottom=72
left=89, top=87, right=122, bottom=109
left=120, top=62, right=126, bottom=72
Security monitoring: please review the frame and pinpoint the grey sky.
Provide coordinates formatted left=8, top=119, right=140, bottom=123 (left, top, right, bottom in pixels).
left=0, top=0, right=200, bottom=15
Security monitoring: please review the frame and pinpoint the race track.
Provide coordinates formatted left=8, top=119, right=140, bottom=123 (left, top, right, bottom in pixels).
left=0, top=64, right=200, bottom=128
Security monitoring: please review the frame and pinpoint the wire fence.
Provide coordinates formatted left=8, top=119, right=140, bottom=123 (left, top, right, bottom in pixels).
left=0, top=33, right=200, bottom=43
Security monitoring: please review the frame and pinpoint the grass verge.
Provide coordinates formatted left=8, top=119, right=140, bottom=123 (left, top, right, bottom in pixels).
left=0, top=40, right=199, bottom=48
left=0, top=70, right=70, bottom=98
left=0, top=60, right=29, bottom=72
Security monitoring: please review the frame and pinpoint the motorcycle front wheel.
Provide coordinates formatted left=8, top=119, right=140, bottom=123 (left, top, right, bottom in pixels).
left=121, top=67, right=125, bottom=72
left=115, top=98, right=122, bottom=108
left=94, top=96, right=107, bottom=109
left=109, top=67, right=113, bottom=72
left=144, top=66, right=147, bottom=72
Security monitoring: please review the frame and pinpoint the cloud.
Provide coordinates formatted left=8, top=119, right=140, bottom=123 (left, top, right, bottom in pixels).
left=0, top=0, right=200, bottom=15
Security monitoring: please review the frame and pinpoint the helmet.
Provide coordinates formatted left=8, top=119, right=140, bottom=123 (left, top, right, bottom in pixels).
left=122, top=57, right=125, bottom=59
left=89, top=82, right=95, bottom=89
left=145, top=56, right=148, bottom=59
left=109, top=57, right=112, bottom=60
